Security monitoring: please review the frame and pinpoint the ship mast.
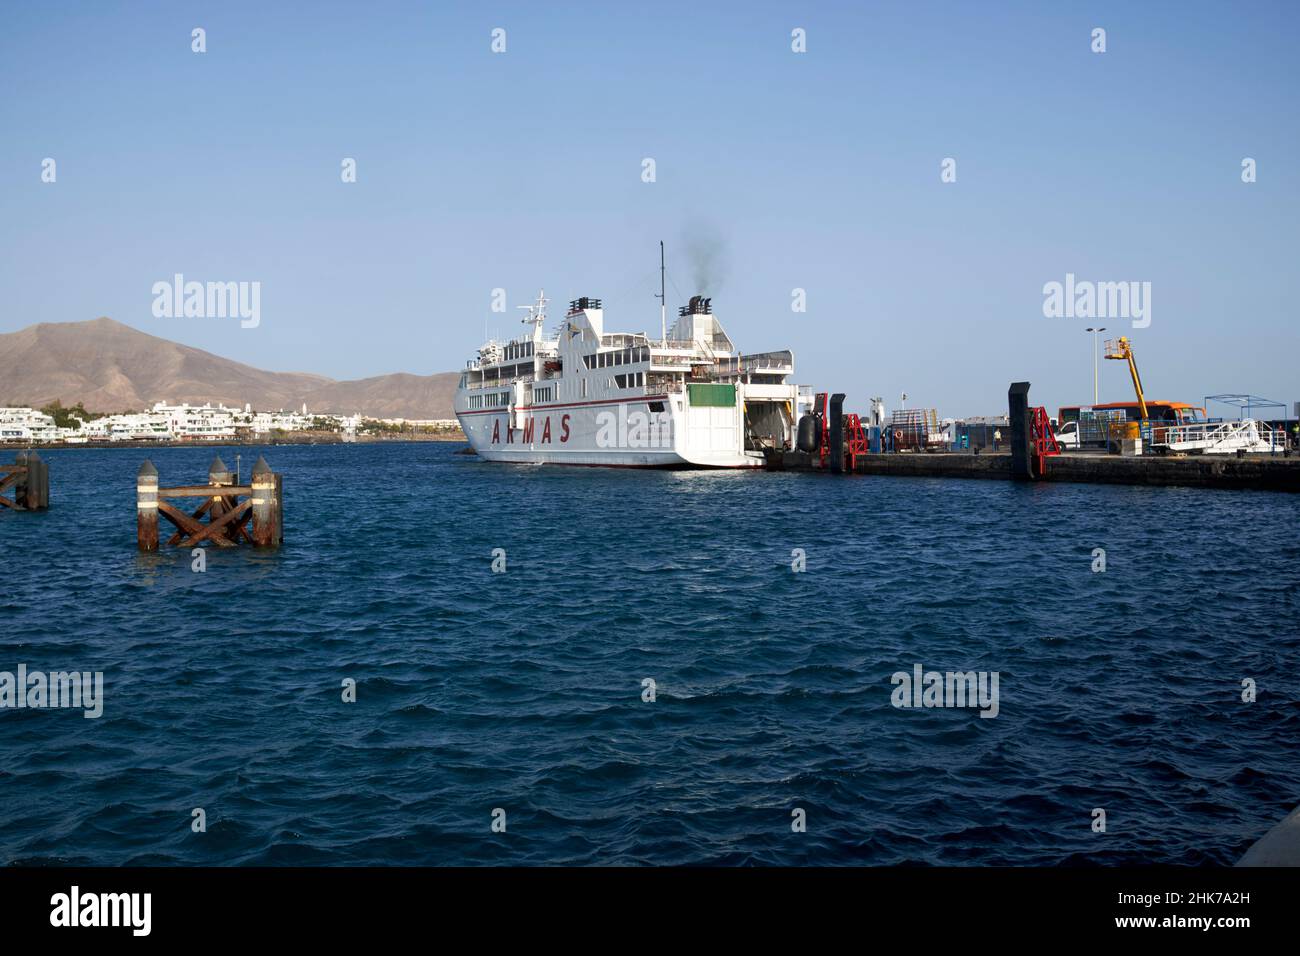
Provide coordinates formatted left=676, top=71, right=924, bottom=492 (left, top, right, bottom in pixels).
left=657, top=241, right=666, bottom=343
left=518, top=289, right=547, bottom=342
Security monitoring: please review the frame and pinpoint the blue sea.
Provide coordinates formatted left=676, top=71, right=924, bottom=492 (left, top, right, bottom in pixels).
left=2, top=442, right=1298, bottom=866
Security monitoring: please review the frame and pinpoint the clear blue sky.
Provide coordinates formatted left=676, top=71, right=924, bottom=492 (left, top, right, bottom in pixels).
left=2, top=1, right=1296, bottom=417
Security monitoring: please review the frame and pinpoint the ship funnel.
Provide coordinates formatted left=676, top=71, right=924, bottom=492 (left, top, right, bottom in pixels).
left=670, top=295, right=732, bottom=352
left=677, top=295, right=712, bottom=318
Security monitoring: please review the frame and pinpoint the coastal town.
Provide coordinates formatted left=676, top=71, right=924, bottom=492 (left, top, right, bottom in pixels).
left=0, top=401, right=460, bottom=444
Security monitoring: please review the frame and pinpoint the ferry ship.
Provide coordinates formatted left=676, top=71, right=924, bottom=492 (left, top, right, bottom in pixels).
left=455, top=284, right=808, bottom=468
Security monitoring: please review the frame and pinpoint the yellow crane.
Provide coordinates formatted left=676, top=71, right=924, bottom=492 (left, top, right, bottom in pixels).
left=1103, top=336, right=1147, bottom=437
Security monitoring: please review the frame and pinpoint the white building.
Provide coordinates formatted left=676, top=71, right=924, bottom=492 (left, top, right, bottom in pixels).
left=251, top=408, right=315, bottom=434
left=150, top=402, right=238, bottom=440
left=381, top=418, right=460, bottom=429
left=0, top=407, right=59, bottom=443
left=2, top=400, right=385, bottom=443
left=80, top=411, right=172, bottom=441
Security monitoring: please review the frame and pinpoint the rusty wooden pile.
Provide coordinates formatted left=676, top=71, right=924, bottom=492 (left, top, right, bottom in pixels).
left=136, top=455, right=283, bottom=551
left=0, top=451, right=49, bottom=511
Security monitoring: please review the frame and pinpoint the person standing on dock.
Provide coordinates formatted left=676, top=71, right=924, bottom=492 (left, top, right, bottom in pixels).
left=993, top=428, right=1002, bottom=451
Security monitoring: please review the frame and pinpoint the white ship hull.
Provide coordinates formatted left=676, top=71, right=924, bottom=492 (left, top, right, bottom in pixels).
left=458, top=395, right=764, bottom=468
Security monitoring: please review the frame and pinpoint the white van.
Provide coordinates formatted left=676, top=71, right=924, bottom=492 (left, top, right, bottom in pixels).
left=1054, top=420, right=1081, bottom=449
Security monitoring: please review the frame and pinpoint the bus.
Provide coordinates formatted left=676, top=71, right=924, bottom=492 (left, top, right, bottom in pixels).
left=1057, top=401, right=1205, bottom=425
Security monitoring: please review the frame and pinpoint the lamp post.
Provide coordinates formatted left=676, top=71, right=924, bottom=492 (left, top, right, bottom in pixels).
left=1085, top=327, right=1106, bottom=406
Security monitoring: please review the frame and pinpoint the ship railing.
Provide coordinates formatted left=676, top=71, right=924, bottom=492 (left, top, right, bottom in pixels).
left=648, top=377, right=685, bottom=394
left=716, top=353, right=794, bottom=374
left=463, top=375, right=535, bottom=390
left=650, top=355, right=699, bottom=368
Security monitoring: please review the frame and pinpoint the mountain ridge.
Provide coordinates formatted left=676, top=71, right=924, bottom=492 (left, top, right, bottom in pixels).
left=0, top=318, right=458, bottom=419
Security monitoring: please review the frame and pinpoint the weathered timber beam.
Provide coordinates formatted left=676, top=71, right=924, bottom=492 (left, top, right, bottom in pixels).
left=158, top=485, right=253, bottom=498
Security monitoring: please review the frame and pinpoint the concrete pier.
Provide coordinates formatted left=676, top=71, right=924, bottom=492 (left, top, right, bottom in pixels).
left=764, top=449, right=1300, bottom=492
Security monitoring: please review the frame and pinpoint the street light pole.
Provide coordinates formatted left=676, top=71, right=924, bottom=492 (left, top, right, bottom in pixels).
left=1086, top=327, right=1106, bottom=406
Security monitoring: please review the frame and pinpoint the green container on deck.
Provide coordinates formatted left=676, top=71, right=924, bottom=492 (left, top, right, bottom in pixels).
left=687, top=383, right=736, bottom=408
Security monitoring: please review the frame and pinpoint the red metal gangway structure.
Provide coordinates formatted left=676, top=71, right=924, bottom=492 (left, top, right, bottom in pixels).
left=1030, top=405, right=1060, bottom=477
left=843, top=413, right=868, bottom=471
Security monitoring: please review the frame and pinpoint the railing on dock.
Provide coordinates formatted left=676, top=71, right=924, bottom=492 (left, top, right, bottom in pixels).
left=1148, top=419, right=1286, bottom=454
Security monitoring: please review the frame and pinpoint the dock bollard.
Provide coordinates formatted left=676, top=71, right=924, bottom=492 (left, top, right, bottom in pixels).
left=208, top=455, right=233, bottom=541
left=1008, top=382, right=1032, bottom=480
left=25, top=451, right=47, bottom=509
left=829, top=393, right=846, bottom=474
left=250, top=456, right=281, bottom=548
left=137, top=459, right=159, bottom=551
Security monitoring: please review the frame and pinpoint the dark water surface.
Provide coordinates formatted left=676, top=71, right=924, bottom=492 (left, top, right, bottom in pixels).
left=2, top=442, right=1298, bottom=865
